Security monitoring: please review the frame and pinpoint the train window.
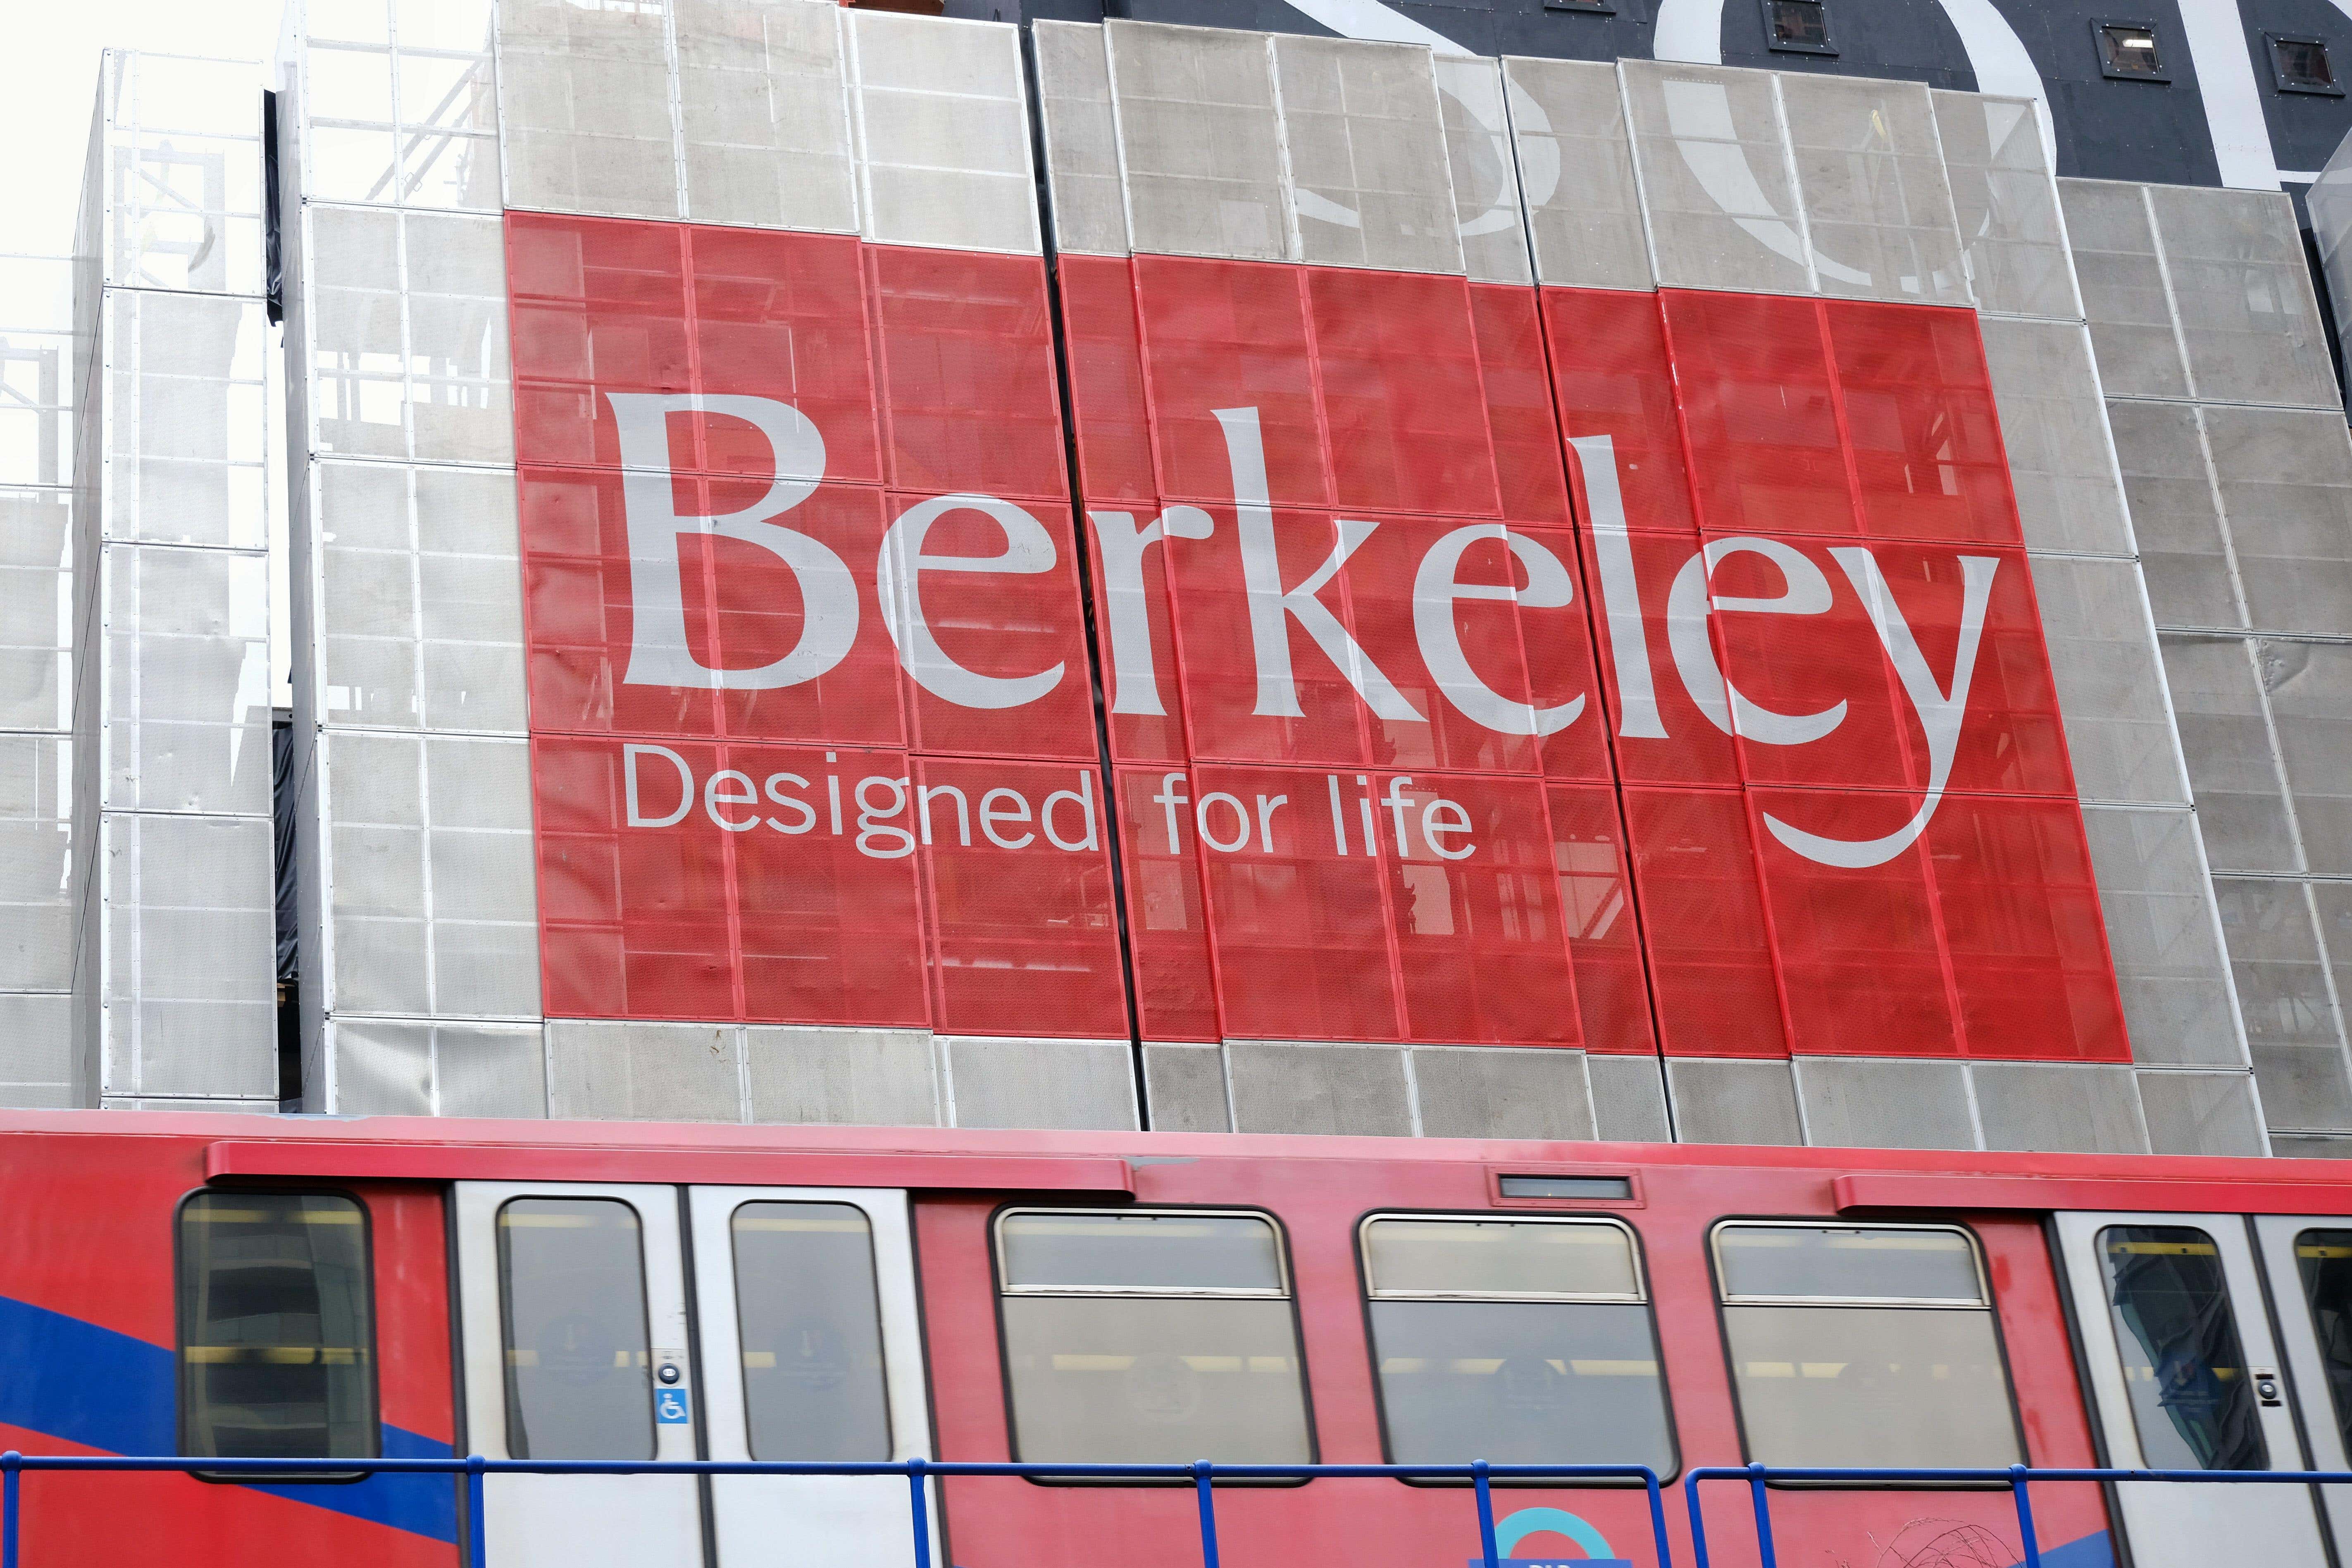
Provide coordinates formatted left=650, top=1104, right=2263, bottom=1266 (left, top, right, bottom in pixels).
left=731, top=1201, right=891, bottom=1461
left=2099, top=1226, right=2266, bottom=1470
left=178, top=1191, right=377, bottom=1463
left=498, top=1197, right=654, bottom=1461
left=1713, top=1222, right=2021, bottom=1469
left=2295, top=1230, right=2352, bottom=1457
left=1360, top=1217, right=1674, bottom=1473
left=995, top=1209, right=1313, bottom=1466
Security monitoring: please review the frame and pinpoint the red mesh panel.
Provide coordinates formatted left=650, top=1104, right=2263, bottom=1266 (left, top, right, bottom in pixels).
left=1084, top=497, right=1189, bottom=765
left=508, top=213, right=693, bottom=471
left=1471, top=284, right=1572, bottom=527
left=1306, top=267, right=1500, bottom=518
left=1548, top=784, right=1659, bottom=1055
left=1541, top=287, right=1697, bottom=536
left=1133, top=255, right=1330, bottom=507
left=1113, top=768, right=1221, bottom=1041
left=1620, top=788, right=1788, bottom=1057
left=1058, top=255, right=1156, bottom=503
left=1662, top=289, right=1859, bottom=540
left=1826, top=299, right=2021, bottom=547
left=1569, top=528, right=1742, bottom=788
left=686, top=224, right=879, bottom=482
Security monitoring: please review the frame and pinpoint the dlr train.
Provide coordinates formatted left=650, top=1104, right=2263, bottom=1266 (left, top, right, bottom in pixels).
left=8, top=1107, right=2352, bottom=1568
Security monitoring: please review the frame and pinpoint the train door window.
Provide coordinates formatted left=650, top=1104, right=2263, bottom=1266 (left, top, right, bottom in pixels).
left=1360, top=1216, right=1674, bottom=1472
left=498, top=1196, right=655, bottom=1461
left=995, top=1209, right=1313, bottom=1465
left=2295, top=1230, right=2352, bottom=1455
left=730, top=1201, right=890, bottom=1460
left=178, top=1191, right=377, bottom=1460
left=2099, top=1225, right=2266, bottom=1469
left=1713, top=1222, right=2021, bottom=1468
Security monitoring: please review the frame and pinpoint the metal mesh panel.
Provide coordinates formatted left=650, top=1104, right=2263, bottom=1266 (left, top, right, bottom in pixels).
left=1433, top=57, right=1528, bottom=286
left=105, top=291, right=266, bottom=549
left=102, top=545, right=271, bottom=816
left=1791, top=1057, right=1975, bottom=1150
left=301, top=0, right=499, bottom=210
left=2027, top=555, right=2189, bottom=805
left=2272, top=1133, right=2352, bottom=1158
left=1980, top=318, right=2131, bottom=556
left=1225, top=1039, right=1411, bottom=1135
left=434, top=1021, right=550, bottom=1118
left=2107, top=399, right=2242, bottom=631
left=1928, top=90, right=2078, bottom=321
left=1272, top=36, right=1460, bottom=276
left=2157, top=634, right=2298, bottom=873
left=496, top=0, right=681, bottom=219
left=1409, top=1046, right=1594, bottom=1140
left=1140, top=1041, right=1230, bottom=1132
left=0, top=993, right=73, bottom=1107
left=1105, top=21, right=1285, bottom=262
left=0, top=257, right=76, bottom=486
left=2261, top=641, right=2352, bottom=877
left=2135, top=1067, right=2269, bottom=1156
left=0, top=490, right=73, bottom=731
left=98, top=54, right=266, bottom=294
left=944, top=1036, right=1136, bottom=1130
left=1618, top=60, right=1810, bottom=295
left=1034, top=20, right=1127, bottom=257
left=2057, top=179, right=2189, bottom=399
left=2079, top=805, right=2242, bottom=1065
left=2203, top=406, right=2352, bottom=637
left=1587, top=1053, right=1671, bottom=1142
left=743, top=1025, right=939, bottom=1125
left=1501, top=58, right=1648, bottom=290
left=98, top=1096, right=276, bottom=1112
left=1665, top=1057, right=1802, bottom=1145
left=1971, top=1061, right=2149, bottom=1152
left=0, top=735, right=74, bottom=993
left=326, top=729, right=429, bottom=1016
left=846, top=11, right=1037, bottom=255
left=675, top=0, right=857, bottom=232
left=100, top=811, right=275, bottom=1097
left=2147, top=185, right=2339, bottom=409
left=1778, top=74, right=1965, bottom=305
left=546, top=1018, right=746, bottom=1120
left=331, top=1015, right=435, bottom=1114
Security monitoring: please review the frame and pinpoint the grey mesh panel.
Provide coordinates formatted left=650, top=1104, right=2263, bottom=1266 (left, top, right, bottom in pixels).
left=744, top=1025, right=940, bottom=1125
left=1140, top=1041, right=1232, bottom=1132
left=943, top=1037, right=1137, bottom=1130
left=546, top=1019, right=747, bottom=1121
left=1033, top=20, right=1129, bottom=257
left=1500, top=58, right=1649, bottom=290
left=0, top=993, right=73, bottom=1108
left=1409, top=1047, right=1594, bottom=1140
left=1980, top=319, right=2130, bottom=557
left=2136, top=1068, right=2270, bottom=1156
left=1778, top=74, right=1965, bottom=305
left=332, top=1015, right=435, bottom=1115
left=103, top=546, right=272, bottom=816
left=2026, top=555, right=2188, bottom=805
left=0, top=735, right=72, bottom=993
left=0, top=491, right=72, bottom=732
left=434, top=1020, right=550, bottom=1117
left=300, top=1, right=499, bottom=210
left=674, top=0, right=858, bottom=233
left=95, top=54, right=267, bottom=294
left=2209, top=879, right=2345, bottom=1130
left=1587, top=1053, right=1672, bottom=1142
left=2147, top=185, right=2339, bottom=409
left=2202, top=406, right=2352, bottom=638
left=2058, top=179, right=2189, bottom=399
left=100, top=812, right=276, bottom=1098
left=1791, top=1057, right=1975, bottom=1150
left=1105, top=21, right=1286, bottom=262
left=496, top=0, right=682, bottom=219
left=2079, top=805, right=2242, bottom=1065
left=1970, top=1062, right=2149, bottom=1153
left=105, top=292, right=267, bottom=549
left=2272, top=1133, right=2352, bottom=1158
left=2309, top=886, right=2352, bottom=1111
left=2157, top=634, right=2299, bottom=873
left=1928, top=91, right=2078, bottom=320
left=99, top=1096, right=276, bottom=1113
left=326, top=730, right=430, bottom=1017
left=846, top=12, right=1038, bottom=255
left=1433, top=57, right=1530, bottom=286
left=2261, top=642, right=2352, bottom=878
left=1225, top=1039, right=1411, bottom=1135
left=1665, top=1057, right=1802, bottom=1145
left=1272, top=36, right=1462, bottom=276
left=2107, top=400, right=2242, bottom=631
left=1618, top=60, right=1811, bottom=295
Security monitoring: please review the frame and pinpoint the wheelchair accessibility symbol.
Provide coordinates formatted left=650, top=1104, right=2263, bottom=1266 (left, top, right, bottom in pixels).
left=655, top=1387, right=691, bottom=1424
left=1463, top=1507, right=1631, bottom=1568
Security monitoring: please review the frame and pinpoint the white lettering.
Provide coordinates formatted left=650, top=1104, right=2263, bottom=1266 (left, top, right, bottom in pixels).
left=624, top=743, right=693, bottom=828
left=763, top=773, right=816, bottom=834
left=1666, top=537, right=1847, bottom=745
left=1196, top=792, right=1252, bottom=853
left=855, top=776, right=915, bottom=859
left=1412, top=523, right=1585, bottom=736
left=704, top=768, right=759, bottom=832
left=1568, top=434, right=1667, bottom=740
left=980, top=788, right=1034, bottom=849
left=1422, top=799, right=1474, bottom=861
left=1383, top=775, right=1418, bottom=855
left=878, top=494, right=1066, bottom=710
left=1254, top=794, right=1287, bottom=853
left=1043, top=772, right=1099, bottom=852
left=1088, top=505, right=1214, bottom=715
left=1154, top=772, right=1190, bottom=853
left=918, top=783, right=970, bottom=848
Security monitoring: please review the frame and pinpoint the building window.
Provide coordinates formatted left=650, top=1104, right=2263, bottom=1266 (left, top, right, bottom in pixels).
left=732, top=1201, right=891, bottom=1461
left=995, top=1209, right=1313, bottom=1467
left=2099, top=1226, right=2266, bottom=1470
left=2095, top=20, right=2171, bottom=81
left=1764, top=0, right=1834, bottom=54
left=1361, top=1216, right=1675, bottom=1475
left=1713, top=1221, right=2022, bottom=1469
left=178, top=1191, right=378, bottom=1467
left=2270, top=35, right=2343, bottom=95
left=498, top=1196, right=655, bottom=1461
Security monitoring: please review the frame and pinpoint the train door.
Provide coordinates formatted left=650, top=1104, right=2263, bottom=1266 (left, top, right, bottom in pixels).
left=2052, top=1211, right=2328, bottom=1567
left=2252, top=1215, right=2352, bottom=1561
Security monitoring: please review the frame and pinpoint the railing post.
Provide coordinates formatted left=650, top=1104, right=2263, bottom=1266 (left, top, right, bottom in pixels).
left=1473, top=1461, right=1499, bottom=1568
left=1193, top=1461, right=1220, bottom=1568
left=3, top=1449, right=20, bottom=1568
left=465, top=1455, right=488, bottom=1568
left=2008, top=1465, right=2042, bottom=1568
left=908, top=1457, right=932, bottom=1568
left=1745, top=1463, right=1778, bottom=1568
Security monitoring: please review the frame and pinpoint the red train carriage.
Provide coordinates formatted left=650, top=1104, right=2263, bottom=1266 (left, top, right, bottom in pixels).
left=2, top=1109, right=2350, bottom=1568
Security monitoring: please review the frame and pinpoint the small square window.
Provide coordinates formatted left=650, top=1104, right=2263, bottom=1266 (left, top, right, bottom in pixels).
left=2270, top=34, right=2344, bottom=95
left=2095, top=19, right=2170, bottom=82
left=1764, top=0, right=1835, bottom=54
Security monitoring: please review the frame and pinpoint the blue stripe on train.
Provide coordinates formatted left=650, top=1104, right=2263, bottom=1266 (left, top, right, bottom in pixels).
left=0, top=1293, right=458, bottom=1543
